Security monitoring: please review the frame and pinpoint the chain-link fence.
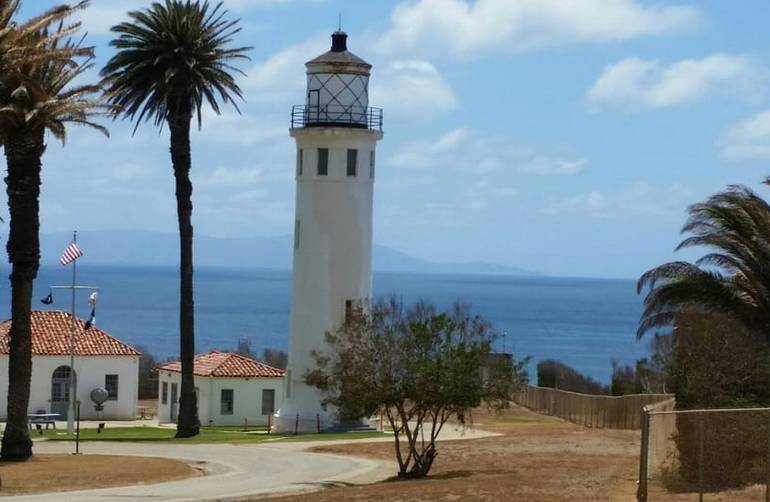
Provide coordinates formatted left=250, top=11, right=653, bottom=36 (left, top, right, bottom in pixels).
left=638, top=405, right=770, bottom=501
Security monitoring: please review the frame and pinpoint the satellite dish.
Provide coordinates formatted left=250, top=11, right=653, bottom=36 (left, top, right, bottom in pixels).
left=90, top=387, right=109, bottom=411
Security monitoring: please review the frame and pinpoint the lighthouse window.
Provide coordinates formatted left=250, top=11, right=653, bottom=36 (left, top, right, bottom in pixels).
left=347, top=149, right=358, bottom=177
left=370, top=151, right=375, bottom=179
left=317, top=148, right=328, bottom=176
left=297, top=149, right=303, bottom=176
left=345, top=300, right=353, bottom=323
left=294, top=219, right=300, bottom=249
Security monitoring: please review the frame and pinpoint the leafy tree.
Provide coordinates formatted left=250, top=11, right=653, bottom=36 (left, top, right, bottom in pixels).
left=306, top=296, right=528, bottom=479
left=100, top=0, right=250, bottom=437
left=135, top=345, right=159, bottom=400
left=537, top=359, right=607, bottom=395
left=0, top=0, right=109, bottom=460
left=261, top=348, right=287, bottom=370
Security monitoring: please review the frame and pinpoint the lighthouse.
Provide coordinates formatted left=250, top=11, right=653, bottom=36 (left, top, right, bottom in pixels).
left=274, top=30, right=383, bottom=432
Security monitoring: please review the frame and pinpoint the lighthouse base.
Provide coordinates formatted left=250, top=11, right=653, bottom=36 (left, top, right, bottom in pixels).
left=272, top=399, right=336, bottom=434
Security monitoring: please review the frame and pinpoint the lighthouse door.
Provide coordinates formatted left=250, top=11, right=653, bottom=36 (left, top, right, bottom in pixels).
left=308, top=89, right=320, bottom=123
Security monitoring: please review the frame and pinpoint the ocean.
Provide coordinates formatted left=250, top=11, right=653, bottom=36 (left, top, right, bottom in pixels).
left=0, top=265, right=649, bottom=385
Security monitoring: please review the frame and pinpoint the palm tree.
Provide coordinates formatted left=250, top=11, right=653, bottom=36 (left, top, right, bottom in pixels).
left=637, top=184, right=770, bottom=341
left=100, top=0, right=250, bottom=437
left=0, top=5, right=110, bottom=460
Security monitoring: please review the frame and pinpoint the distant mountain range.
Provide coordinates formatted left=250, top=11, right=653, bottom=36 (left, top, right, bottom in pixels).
left=38, top=230, right=538, bottom=277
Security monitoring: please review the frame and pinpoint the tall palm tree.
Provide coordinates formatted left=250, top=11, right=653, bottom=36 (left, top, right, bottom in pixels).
left=0, top=4, right=110, bottom=460
left=100, top=0, right=250, bottom=437
left=637, top=184, right=770, bottom=341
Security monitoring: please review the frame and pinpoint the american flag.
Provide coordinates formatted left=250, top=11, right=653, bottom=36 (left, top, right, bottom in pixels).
left=59, top=242, right=83, bottom=266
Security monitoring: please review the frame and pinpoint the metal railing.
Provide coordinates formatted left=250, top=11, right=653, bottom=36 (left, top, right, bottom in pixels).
left=291, top=104, right=383, bottom=131
left=637, top=406, right=770, bottom=501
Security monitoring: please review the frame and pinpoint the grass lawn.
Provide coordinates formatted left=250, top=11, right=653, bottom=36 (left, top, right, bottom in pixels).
left=0, top=454, right=199, bottom=496
left=36, top=426, right=385, bottom=444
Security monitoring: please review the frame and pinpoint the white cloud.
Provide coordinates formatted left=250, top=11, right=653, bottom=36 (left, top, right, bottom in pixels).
left=544, top=183, right=692, bottom=217
left=544, top=191, right=608, bottom=215
left=719, top=108, right=770, bottom=161
left=587, top=54, right=767, bottom=109
left=77, top=0, right=314, bottom=35
left=193, top=109, right=286, bottom=146
left=388, top=128, right=585, bottom=176
left=243, top=35, right=328, bottom=104
left=519, top=156, right=587, bottom=176
left=370, top=60, right=458, bottom=121
left=376, top=0, right=700, bottom=59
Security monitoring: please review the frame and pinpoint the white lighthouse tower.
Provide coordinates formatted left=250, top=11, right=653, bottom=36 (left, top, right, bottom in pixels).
left=274, top=30, right=383, bottom=432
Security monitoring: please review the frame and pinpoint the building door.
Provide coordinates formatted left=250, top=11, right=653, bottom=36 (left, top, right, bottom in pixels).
left=170, top=383, right=178, bottom=422
left=51, top=366, right=75, bottom=419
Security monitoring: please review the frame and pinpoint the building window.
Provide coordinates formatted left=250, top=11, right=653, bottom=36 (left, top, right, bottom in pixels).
left=347, top=149, right=358, bottom=177
left=162, top=382, right=168, bottom=404
left=297, top=148, right=303, bottom=177
left=317, top=148, right=328, bottom=176
left=105, top=374, right=119, bottom=400
left=370, top=150, right=375, bottom=179
left=262, top=389, right=276, bottom=415
left=294, top=219, right=300, bottom=250
left=221, top=389, right=234, bottom=415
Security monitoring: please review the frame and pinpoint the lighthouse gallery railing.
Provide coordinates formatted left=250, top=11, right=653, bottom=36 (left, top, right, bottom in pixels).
left=291, top=105, right=383, bottom=131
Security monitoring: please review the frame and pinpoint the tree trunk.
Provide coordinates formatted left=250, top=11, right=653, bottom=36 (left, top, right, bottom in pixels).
left=1, top=127, right=45, bottom=460
left=168, top=104, right=200, bottom=438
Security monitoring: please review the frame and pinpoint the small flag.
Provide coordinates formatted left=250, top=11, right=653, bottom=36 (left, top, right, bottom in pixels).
left=59, top=242, right=83, bottom=266
left=84, top=307, right=96, bottom=330
left=40, top=292, right=53, bottom=305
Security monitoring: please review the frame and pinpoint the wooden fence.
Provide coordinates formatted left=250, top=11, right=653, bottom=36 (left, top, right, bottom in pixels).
left=512, top=385, right=673, bottom=430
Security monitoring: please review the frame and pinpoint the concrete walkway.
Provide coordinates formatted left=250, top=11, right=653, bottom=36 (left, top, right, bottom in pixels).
left=9, top=424, right=496, bottom=501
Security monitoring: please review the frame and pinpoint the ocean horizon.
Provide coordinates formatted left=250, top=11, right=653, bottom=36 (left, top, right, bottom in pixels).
left=0, top=265, right=649, bottom=385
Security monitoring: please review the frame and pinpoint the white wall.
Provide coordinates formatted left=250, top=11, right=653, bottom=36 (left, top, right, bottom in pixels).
left=157, top=371, right=284, bottom=427
left=0, top=354, right=139, bottom=420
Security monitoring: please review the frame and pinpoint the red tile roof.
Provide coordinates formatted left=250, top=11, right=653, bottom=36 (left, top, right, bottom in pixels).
left=158, top=351, right=285, bottom=378
left=0, top=311, right=141, bottom=356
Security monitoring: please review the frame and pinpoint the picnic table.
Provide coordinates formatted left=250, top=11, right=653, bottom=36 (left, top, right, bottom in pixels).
left=28, top=413, right=60, bottom=430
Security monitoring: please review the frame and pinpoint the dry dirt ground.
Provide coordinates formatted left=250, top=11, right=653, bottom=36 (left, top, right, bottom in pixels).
left=257, top=406, right=644, bottom=502
left=0, top=453, right=200, bottom=496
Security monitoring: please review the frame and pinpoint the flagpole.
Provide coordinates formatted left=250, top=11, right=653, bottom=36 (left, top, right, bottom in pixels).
left=67, top=230, right=77, bottom=435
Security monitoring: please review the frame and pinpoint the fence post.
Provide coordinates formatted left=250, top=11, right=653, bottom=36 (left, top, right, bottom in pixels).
left=698, top=415, right=705, bottom=502
left=267, top=414, right=272, bottom=434
left=295, top=413, right=299, bottom=435
left=316, top=413, right=321, bottom=433
left=766, top=409, right=770, bottom=502
left=636, top=407, right=650, bottom=502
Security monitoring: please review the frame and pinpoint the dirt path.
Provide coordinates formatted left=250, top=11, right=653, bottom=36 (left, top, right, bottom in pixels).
left=255, top=406, right=642, bottom=501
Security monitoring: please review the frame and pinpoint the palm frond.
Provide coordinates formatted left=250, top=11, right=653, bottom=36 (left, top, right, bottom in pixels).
left=638, top=184, right=770, bottom=342
left=100, top=0, right=251, bottom=130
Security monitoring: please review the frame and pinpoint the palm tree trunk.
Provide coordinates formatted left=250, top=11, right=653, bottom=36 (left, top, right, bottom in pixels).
left=1, top=127, right=45, bottom=460
left=168, top=103, right=200, bottom=438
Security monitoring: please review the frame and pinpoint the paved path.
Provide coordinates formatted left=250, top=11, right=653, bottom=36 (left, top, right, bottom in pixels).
left=10, top=425, right=497, bottom=501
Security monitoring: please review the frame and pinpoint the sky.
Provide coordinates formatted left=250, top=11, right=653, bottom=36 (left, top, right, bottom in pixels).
left=11, top=0, right=770, bottom=279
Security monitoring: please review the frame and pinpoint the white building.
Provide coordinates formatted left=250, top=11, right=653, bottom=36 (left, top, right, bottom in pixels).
left=0, top=310, right=140, bottom=421
left=156, top=351, right=285, bottom=427
left=274, top=30, right=383, bottom=433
